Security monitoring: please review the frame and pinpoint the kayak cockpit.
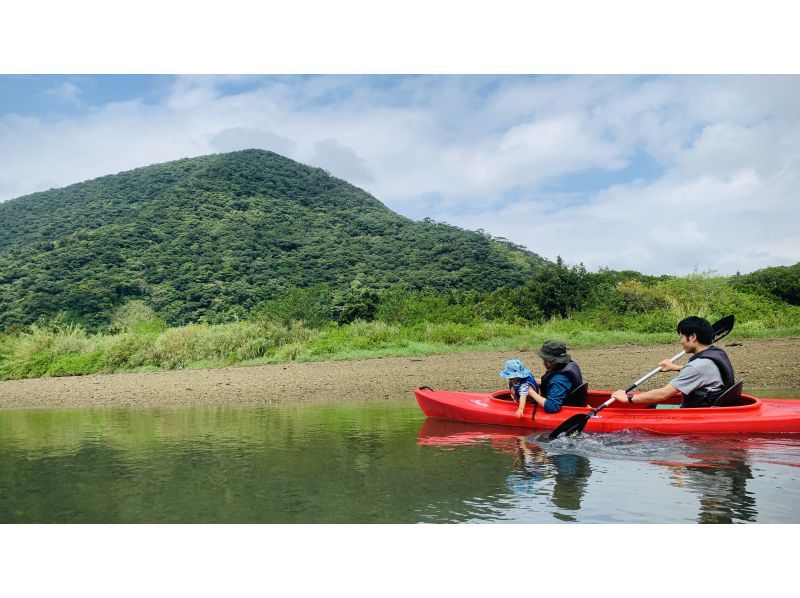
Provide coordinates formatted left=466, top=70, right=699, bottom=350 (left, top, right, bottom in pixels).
left=489, top=388, right=760, bottom=410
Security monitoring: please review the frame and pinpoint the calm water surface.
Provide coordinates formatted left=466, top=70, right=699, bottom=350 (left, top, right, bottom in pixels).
left=2, top=393, right=799, bottom=523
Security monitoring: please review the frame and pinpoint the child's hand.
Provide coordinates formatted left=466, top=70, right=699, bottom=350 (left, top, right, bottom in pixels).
left=515, top=407, right=524, bottom=418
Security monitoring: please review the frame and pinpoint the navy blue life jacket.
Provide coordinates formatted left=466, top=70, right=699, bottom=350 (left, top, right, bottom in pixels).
left=509, top=375, right=539, bottom=400
left=541, top=361, right=583, bottom=398
left=682, top=345, right=735, bottom=408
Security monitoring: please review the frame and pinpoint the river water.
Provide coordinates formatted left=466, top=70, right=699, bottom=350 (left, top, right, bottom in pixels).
left=2, top=392, right=799, bottom=523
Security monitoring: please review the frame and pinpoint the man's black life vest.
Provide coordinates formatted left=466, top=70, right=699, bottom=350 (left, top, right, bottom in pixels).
left=682, top=345, right=735, bottom=408
left=541, top=361, right=583, bottom=398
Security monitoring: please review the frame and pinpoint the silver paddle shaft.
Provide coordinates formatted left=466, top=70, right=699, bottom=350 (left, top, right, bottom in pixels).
left=627, top=349, right=685, bottom=392
left=595, top=349, right=685, bottom=412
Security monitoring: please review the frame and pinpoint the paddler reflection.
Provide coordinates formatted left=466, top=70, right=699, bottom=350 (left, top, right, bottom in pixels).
left=658, top=437, right=756, bottom=523
left=513, top=437, right=592, bottom=520
left=417, top=419, right=591, bottom=520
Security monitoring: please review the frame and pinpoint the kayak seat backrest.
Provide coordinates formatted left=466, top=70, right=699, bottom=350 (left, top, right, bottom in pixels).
left=562, top=381, right=589, bottom=407
left=711, top=380, right=745, bottom=407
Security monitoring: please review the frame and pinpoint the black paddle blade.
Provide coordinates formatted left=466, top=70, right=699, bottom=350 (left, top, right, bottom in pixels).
left=548, top=413, right=591, bottom=440
left=711, top=315, right=735, bottom=343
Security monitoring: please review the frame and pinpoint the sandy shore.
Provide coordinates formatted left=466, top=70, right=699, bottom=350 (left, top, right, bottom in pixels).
left=1, top=338, right=798, bottom=410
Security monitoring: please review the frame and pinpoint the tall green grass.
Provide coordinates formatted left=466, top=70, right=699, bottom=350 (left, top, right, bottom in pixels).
left=2, top=278, right=800, bottom=381
left=1, top=314, right=799, bottom=381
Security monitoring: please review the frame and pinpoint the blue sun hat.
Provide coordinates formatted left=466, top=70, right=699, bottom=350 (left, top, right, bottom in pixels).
left=499, top=358, right=532, bottom=380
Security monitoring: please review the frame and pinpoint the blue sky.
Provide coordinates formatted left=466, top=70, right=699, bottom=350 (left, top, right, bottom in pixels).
left=0, top=75, right=174, bottom=118
left=1, top=74, right=798, bottom=276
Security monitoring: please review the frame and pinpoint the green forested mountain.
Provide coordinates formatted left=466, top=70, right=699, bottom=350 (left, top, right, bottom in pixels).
left=0, top=149, right=547, bottom=330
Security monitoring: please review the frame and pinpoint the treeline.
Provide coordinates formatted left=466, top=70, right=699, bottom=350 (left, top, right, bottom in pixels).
left=208, top=258, right=800, bottom=331
left=2, top=262, right=799, bottom=380
left=6, top=258, right=800, bottom=335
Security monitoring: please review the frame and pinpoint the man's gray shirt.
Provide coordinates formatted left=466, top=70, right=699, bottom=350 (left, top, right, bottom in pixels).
left=670, top=359, right=725, bottom=396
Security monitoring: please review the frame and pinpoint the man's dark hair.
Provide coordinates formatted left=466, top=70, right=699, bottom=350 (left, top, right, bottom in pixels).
left=677, top=316, right=713, bottom=345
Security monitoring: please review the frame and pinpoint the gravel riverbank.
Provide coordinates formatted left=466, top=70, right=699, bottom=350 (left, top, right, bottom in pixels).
left=1, top=338, right=798, bottom=410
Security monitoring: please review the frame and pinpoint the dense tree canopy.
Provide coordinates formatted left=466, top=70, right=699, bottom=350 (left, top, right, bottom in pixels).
left=0, top=149, right=548, bottom=331
left=732, top=264, right=800, bottom=306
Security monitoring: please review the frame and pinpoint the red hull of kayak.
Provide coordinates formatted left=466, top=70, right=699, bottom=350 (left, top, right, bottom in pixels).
left=414, top=388, right=800, bottom=435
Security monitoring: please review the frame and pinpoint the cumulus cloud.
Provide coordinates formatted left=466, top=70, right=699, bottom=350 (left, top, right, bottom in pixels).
left=310, top=139, right=374, bottom=183
left=45, top=81, right=82, bottom=106
left=1, top=74, right=798, bottom=275
left=444, top=150, right=800, bottom=275
left=210, top=127, right=296, bottom=156
left=0, top=176, right=22, bottom=200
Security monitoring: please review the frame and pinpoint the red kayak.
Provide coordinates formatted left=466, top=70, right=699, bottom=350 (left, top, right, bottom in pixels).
left=414, top=387, right=800, bottom=435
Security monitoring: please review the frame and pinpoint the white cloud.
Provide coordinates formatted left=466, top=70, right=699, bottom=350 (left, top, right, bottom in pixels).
left=445, top=156, right=800, bottom=275
left=310, top=139, right=374, bottom=183
left=1, top=75, right=799, bottom=275
left=45, top=81, right=82, bottom=106
left=210, top=127, right=296, bottom=156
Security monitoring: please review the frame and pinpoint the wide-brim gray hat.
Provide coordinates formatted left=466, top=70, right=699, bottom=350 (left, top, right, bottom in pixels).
left=536, top=340, right=571, bottom=364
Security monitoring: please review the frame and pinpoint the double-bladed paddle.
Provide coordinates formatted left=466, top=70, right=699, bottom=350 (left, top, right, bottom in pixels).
left=548, top=314, right=736, bottom=440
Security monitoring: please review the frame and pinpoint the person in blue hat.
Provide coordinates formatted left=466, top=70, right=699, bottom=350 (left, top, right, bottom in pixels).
left=501, top=340, right=584, bottom=417
left=499, top=358, right=540, bottom=418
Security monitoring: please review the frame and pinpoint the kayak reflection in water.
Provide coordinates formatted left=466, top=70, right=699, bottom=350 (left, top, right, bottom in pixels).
left=416, top=419, right=592, bottom=521
left=658, top=438, right=756, bottom=523
left=513, top=437, right=592, bottom=521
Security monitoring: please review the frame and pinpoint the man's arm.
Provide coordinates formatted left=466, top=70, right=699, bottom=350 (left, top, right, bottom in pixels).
left=525, top=375, right=569, bottom=413
left=659, top=359, right=683, bottom=372
left=609, top=358, right=696, bottom=404
left=526, top=389, right=546, bottom=409
left=611, top=384, right=678, bottom=404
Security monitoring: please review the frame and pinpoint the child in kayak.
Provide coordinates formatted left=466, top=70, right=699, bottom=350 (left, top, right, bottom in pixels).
left=499, top=359, right=540, bottom=418
left=501, top=341, right=585, bottom=418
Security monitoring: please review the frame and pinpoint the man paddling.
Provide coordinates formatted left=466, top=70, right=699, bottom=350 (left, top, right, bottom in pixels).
left=610, top=316, right=736, bottom=408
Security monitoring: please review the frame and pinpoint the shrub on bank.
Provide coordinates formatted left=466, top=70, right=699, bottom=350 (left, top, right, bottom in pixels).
left=1, top=275, right=800, bottom=380
left=0, top=323, right=103, bottom=378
